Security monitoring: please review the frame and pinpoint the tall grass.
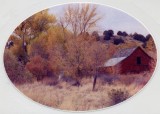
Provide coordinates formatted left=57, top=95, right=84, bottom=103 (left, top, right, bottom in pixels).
left=16, top=77, right=141, bottom=111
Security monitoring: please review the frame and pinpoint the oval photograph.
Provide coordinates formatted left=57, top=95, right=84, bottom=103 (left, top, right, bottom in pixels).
left=4, top=3, right=157, bottom=111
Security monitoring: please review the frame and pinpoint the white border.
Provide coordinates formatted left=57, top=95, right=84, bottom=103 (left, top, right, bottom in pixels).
left=0, top=0, right=160, bottom=114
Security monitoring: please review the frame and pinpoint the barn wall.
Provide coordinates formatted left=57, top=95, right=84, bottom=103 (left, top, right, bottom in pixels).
left=99, top=65, right=121, bottom=74
left=119, top=47, right=152, bottom=74
left=99, top=66, right=112, bottom=74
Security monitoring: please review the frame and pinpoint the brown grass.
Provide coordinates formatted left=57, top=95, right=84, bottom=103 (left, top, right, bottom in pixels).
left=15, top=76, right=143, bottom=111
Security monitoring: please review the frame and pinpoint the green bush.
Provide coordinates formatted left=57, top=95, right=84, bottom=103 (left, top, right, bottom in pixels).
left=108, top=88, right=130, bottom=105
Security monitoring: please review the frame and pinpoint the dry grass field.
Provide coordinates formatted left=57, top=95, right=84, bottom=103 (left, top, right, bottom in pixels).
left=15, top=72, right=150, bottom=111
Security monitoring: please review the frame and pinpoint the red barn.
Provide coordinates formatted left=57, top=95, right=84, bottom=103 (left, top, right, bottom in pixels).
left=100, top=46, right=153, bottom=74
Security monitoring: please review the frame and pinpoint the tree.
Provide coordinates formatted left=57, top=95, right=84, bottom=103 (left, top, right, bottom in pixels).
left=146, top=34, right=151, bottom=41
left=122, top=31, right=128, bottom=37
left=12, top=10, right=56, bottom=64
left=117, top=31, right=123, bottom=36
left=145, top=35, right=156, bottom=52
left=133, top=33, right=146, bottom=42
left=87, top=42, right=108, bottom=91
left=26, top=55, right=51, bottom=80
left=62, top=4, right=101, bottom=38
left=108, top=30, right=114, bottom=36
left=27, top=34, right=49, bottom=59
left=4, top=49, right=34, bottom=83
left=117, top=31, right=128, bottom=36
left=92, top=31, right=100, bottom=41
left=13, top=20, right=30, bottom=64
left=14, top=10, right=56, bottom=40
left=113, top=38, right=124, bottom=45
left=31, top=10, right=56, bottom=34
left=103, top=30, right=114, bottom=40
left=50, top=35, right=99, bottom=80
left=58, top=15, right=71, bottom=41
left=64, top=37, right=86, bottom=78
left=49, top=33, right=109, bottom=88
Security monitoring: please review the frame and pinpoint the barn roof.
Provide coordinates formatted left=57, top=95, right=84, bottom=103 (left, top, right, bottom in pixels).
left=104, top=57, right=126, bottom=67
left=112, top=47, right=137, bottom=58
left=104, top=47, right=138, bottom=67
left=103, top=46, right=152, bottom=67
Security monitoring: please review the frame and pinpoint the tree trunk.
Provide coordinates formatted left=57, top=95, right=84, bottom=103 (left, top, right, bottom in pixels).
left=92, top=71, right=98, bottom=91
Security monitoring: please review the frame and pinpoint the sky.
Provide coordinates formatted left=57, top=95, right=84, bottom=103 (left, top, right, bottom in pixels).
left=48, top=3, right=149, bottom=36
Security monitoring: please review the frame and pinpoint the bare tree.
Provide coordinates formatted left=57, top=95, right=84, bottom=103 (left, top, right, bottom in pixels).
left=58, top=15, right=71, bottom=40
left=62, top=4, right=101, bottom=38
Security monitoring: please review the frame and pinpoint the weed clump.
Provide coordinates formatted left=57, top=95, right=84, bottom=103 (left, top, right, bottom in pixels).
left=108, top=88, right=130, bottom=105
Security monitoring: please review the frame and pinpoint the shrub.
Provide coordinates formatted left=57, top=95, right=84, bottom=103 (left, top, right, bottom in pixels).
left=103, top=30, right=114, bottom=40
left=4, top=50, right=34, bottom=84
left=113, top=38, right=124, bottom=45
left=108, top=30, right=114, bottom=36
left=117, top=31, right=128, bottom=36
left=117, top=31, right=123, bottom=36
left=122, top=32, right=128, bottom=36
left=26, top=55, right=52, bottom=80
left=9, top=40, right=29, bottom=64
left=104, top=35, right=111, bottom=40
left=133, top=33, right=146, bottom=42
left=108, top=88, right=130, bottom=105
left=92, top=31, right=100, bottom=41
left=146, top=34, right=151, bottom=41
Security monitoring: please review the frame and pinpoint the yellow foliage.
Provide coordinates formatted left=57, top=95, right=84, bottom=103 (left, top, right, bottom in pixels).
left=146, top=37, right=156, bottom=52
left=32, top=9, right=57, bottom=33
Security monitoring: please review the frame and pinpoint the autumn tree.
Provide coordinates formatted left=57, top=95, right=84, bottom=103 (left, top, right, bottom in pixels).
left=26, top=55, right=51, bottom=80
left=58, top=15, right=71, bottom=40
left=32, top=10, right=56, bottom=34
left=50, top=34, right=108, bottom=86
left=49, top=44, right=67, bottom=76
left=145, top=35, right=156, bottom=52
left=27, top=33, right=49, bottom=59
left=14, top=10, right=56, bottom=41
left=92, top=31, right=100, bottom=41
left=4, top=49, right=34, bottom=83
left=11, top=10, right=56, bottom=64
left=88, top=42, right=108, bottom=91
left=58, top=37, right=87, bottom=80
left=50, top=35, right=96, bottom=80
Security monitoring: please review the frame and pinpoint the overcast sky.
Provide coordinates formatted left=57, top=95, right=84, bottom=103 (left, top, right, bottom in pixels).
left=48, top=3, right=149, bottom=36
